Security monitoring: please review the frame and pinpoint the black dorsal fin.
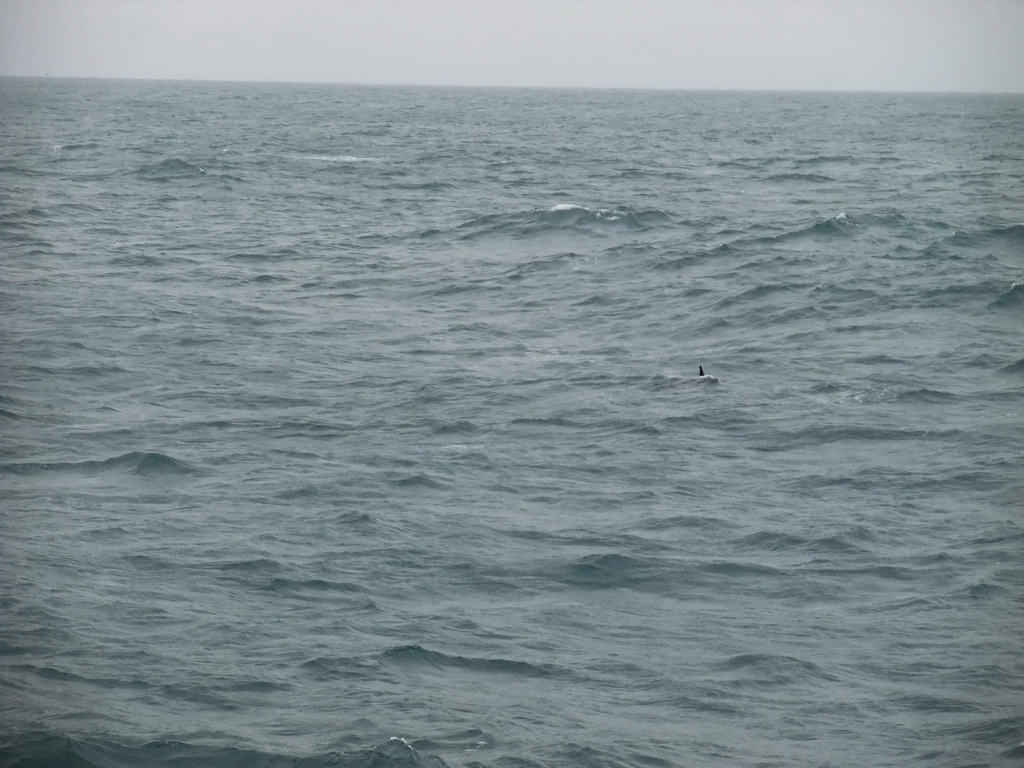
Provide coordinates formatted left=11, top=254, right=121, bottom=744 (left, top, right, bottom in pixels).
left=699, top=366, right=705, bottom=377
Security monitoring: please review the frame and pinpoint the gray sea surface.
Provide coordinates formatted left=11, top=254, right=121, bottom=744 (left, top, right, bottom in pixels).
left=1, top=78, right=1023, bottom=768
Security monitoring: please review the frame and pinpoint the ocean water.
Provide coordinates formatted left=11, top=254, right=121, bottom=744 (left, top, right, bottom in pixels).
left=1, top=77, right=1023, bottom=768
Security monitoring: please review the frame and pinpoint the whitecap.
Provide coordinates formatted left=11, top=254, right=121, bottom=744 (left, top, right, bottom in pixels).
left=303, top=154, right=379, bottom=163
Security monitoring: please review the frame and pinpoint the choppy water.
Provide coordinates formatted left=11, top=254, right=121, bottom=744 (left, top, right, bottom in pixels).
left=2, top=77, right=1023, bottom=768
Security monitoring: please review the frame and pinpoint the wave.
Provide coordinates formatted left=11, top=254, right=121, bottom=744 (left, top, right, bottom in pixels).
left=300, top=654, right=382, bottom=682
left=655, top=214, right=862, bottom=261
left=215, top=557, right=283, bottom=574
left=0, top=162, right=52, bottom=178
left=754, top=425, right=961, bottom=452
left=301, top=154, right=380, bottom=163
left=0, top=394, right=25, bottom=420
left=765, top=172, right=836, bottom=183
left=1001, top=357, right=1024, bottom=374
left=759, top=213, right=856, bottom=242
left=502, top=251, right=589, bottom=280
left=226, top=246, right=302, bottom=262
left=510, top=416, right=580, bottom=428
left=551, top=552, right=786, bottom=595
left=949, top=715, right=1024, bottom=762
left=0, top=734, right=451, bottom=768
left=134, top=158, right=206, bottom=180
left=938, top=222, right=1024, bottom=251
left=260, top=577, right=368, bottom=598
left=393, top=180, right=457, bottom=191
left=809, top=382, right=960, bottom=405
left=391, top=472, right=447, bottom=489
left=560, top=552, right=662, bottom=589
left=653, top=242, right=735, bottom=270
left=1, top=451, right=195, bottom=478
left=712, top=281, right=813, bottom=310
left=715, top=157, right=766, bottom=169
left=634, top=513, right=736, bottom=532
left=963, top=581, right=1009, bottom=600
left=379, top=644, right=559, bottom=678
left=54, top=141, right=101, bottom=151
left=717, top=154, right=855, bottom=171
left=730, top=209, right=923, bottom=250
left=985, top=223, right=1024, bottom=241
left=713, top=653, right=840, bottom=686
left=895, top=388, right=959, bottom=404
left=793, top=154, right=858, bottom=167
left=989, top=282, right=1024, bottom=310
left=0, top=206, right=52, bottom=232
left=133, top=158, right=243, bottom=183
left=736, top=528, right=875, bottom=555
left=803, top=564, right=915, bottom=581
left=451, top=204, right=673, bottom=241
left=3, top=202, right=103, bottom=221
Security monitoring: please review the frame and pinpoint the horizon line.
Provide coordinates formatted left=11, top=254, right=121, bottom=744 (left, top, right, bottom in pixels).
left=2, top=73, right=1021, bottom=97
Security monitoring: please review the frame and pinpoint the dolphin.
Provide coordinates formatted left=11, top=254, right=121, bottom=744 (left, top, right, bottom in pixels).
left=671, top=366, right=719, bottom=386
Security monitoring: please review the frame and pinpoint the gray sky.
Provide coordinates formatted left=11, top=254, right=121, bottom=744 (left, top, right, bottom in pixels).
left=2, top=0, right=1022, bottom=92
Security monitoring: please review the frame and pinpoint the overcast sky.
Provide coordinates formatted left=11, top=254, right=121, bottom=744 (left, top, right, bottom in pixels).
left=1, top=0, right=1022, bottom=92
